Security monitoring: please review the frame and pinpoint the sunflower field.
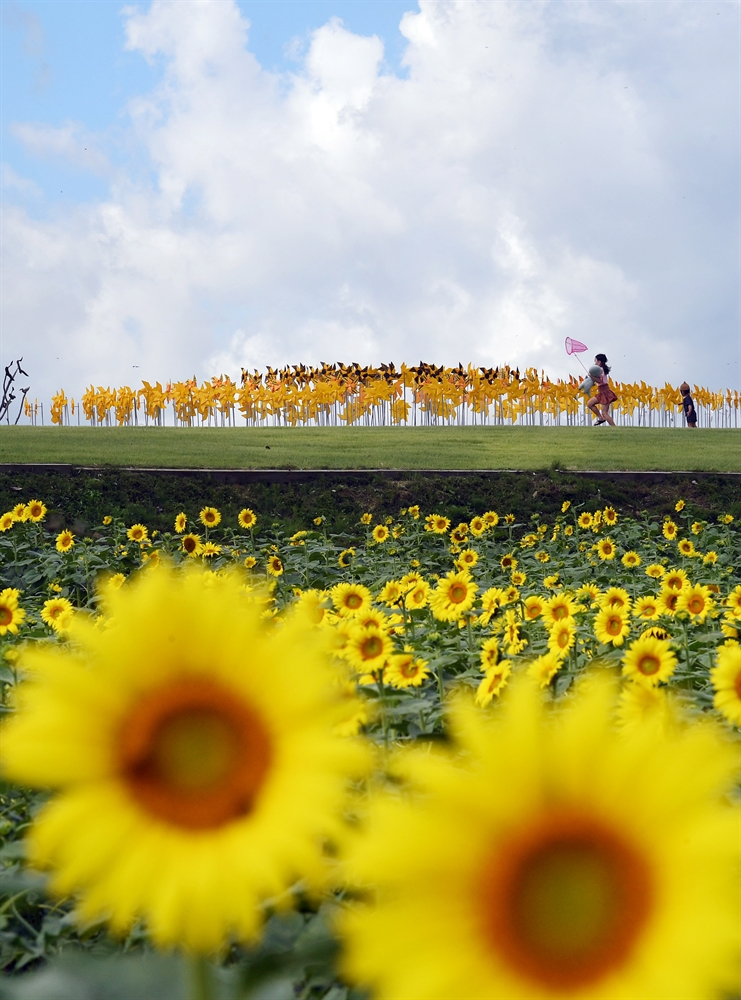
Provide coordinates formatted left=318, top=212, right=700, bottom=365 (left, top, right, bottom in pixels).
left=1, top=494, right=740, bottom=1000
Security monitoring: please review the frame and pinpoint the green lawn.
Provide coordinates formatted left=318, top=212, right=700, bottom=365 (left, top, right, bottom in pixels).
left=0, top=426, right=739, bottom=472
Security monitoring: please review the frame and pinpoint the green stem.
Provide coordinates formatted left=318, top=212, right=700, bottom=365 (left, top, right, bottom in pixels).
left=188, top=955, right=214, bottom=1000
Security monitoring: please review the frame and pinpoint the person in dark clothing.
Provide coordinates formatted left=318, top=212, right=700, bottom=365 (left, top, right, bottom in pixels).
left=680, top=382, right=697, bottom=428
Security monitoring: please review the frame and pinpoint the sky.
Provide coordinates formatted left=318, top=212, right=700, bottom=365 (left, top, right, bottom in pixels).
left=1, top=0, right=740, bottom=408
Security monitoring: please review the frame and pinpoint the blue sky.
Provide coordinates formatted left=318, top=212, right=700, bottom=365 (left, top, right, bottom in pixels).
left=2, top=0, right=739, bottom=404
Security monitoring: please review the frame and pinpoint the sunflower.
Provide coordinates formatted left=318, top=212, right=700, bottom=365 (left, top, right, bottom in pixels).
left=102, top=516, right=113, bottom=526
left=405, top=581, right=430, bottom=610
left=543, top=574, right=560, bottom=591
left=360, top=513, right=373, bottom=525
left=657, top=590, right=681, bottom=617
left=12, top=502, right=28, bottom=521
left=372, top=525, right=390, bottom=544
left=127, top=524, right=149, bottom=544
left=479, top=637, right=500, bottom=672
left=174, top=513, right=187, bottom=534
left=25, top=500, right=47, bottom=523
left=450, top=524, right=469, bottom=545
left=338, top=548, right=356, bottom=568
left=663, top=568, right=688, bottom=591
left=384, top=652, right=430, bottom=689
left=645, top=563, right=665, bottom=580
left=602, top=506, right=618, bottom=525
left=0, top=512, right=16, bottom=532
left=199, top=507, right=221, bottom=528
left=425, top=514, right=450, bottom=535
left=456, top=549, right=479, bottom=571
left=345, top=625, right=393, bottom=678
left=475, top=661, right=512, bottom=706
left=527, top=650, right=564, bottom=688
left=721, top=615, right=740, bottom=640
left=720, top=513, right=734, bottom=524
left=632, top=596, right=660, bottom=621
left=355, top=609, right=390, bottom=632
left=1, top=567, right=367, bottom=953
left=407, top=505, right=420, bottom=519
left=339, top=675, right=741, bottom=1000
left=594, top=607, right=630, bottom=646
left=502, top=609, right=527, bottom=656
left=266, top=555, right=283, bottom=577
left=378, top=580, right=403, bottom=606
left=535, top=550, right=550, bottom=563
left=561, top=500, right=571, bottom=513
left=429, top=572, right=478, bottom=623
left=676, top=584, right=714, bottom=623
left=677, top=539, right=696, bottom=557
left=483, top=511, right=500, bottom=527
left=500, top=554, right=518, bottom=571
left=41, top=597, right=74, bottom=632
left=600, top=587, right=631, bottom=613
left=703, top=551, right=718, bottom=565
left=469, top=517, right=486, bottom=536
left=577, top=512, right=593, bottom=529
left=621, top=551, right=641, bottom=569
left=479, top=588, right=506, bottom=625
left=548, top=620, right=576, bottom=656
left=332, top=582, right=373, bottom=618
left=596, top=537, right=617, bottom=561
left=575, top=583, right=600, bottom=603
left=238, top=508, right=257, bottom=530
left=523, top=596, right=546, bottom=621
left=0, top=589, right=25, bottom=636
left=621, top=634, right=678, bottom=687
left=181, top=534, right=202, bottom=557
left=616, top=681, right=671, bottom=733
left=202, top=542, right=222, bottom=559
left=725, top=586, right=741, bottom=620
left=511, top=570, right=527, bottom=587
left=503, top=585, right=520, bottom=605
left=504, top=514, right=515, bottom=525
left=55, top=530, right=75, bottom=553
left=542, top=593, right=579, bottom=627
left=710, top=642, right=741, bottom=726
left=662, top=520, right=678, bottom=541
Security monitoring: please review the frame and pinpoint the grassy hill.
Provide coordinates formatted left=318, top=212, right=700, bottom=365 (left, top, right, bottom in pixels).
left=2, top=426, right=739, bottom=472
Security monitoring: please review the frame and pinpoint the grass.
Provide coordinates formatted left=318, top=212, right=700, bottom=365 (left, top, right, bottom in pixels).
left=1, top=426, right=739, bottom=472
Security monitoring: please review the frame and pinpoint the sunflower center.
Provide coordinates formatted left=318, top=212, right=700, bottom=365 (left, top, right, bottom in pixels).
left=400, top=659, right=418, bottom=678
left=480, top=813, right=652, bottom=990
left=607, top=617, right=623, bottom=636
left=734, top=673, right=741, bottom=700
left=688, top=597, right=704, bottom=614
left=637, top=654, right=660, bottom=676
left=346, top=594, right=363, bottom=610
left=118, top=678, right=271, bottom=830
left=450, top=584, right=468, bottom=604
left=361, top=636, right=383, bottom=658
left=557, top=631, right=569, bottom=648
left=552, top=606, right=567, bottom=620
left=0, top=606, right=12, bottom=626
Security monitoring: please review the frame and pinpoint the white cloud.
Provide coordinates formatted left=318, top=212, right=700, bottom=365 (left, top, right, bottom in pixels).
left=2, top=0, right=739, bottom=404
left=10, top=121, right=111, bottom=175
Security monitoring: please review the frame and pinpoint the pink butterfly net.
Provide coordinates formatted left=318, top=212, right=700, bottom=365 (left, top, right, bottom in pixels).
left=565, top=337, right=588, bottom=355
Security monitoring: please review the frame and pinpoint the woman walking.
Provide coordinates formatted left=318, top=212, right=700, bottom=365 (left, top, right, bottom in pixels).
left=587, top=353, right=617, bottom=426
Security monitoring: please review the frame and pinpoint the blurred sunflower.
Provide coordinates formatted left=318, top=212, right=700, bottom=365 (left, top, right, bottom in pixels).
left=469, top=517, right=486, bottom=536
left=12, top=503, right=28, bottom=521
left=710, top=642, right=741, bottom=725
left=677, top=539, right=696, bottom=558
left=633, top=596, right=660, bottom=621
left=577, top=512, right=593, bottom=529
left=527, top=650, right=564, bottom=688
left=338, top=548, right=355, bottom=568
left=405, top=581, right=430, bottom=611
left=602, top=506, right=618, bottom=525
left=266, top=555, right=283, bottom=577
left=621, top=551, right=641, bottom=569
left=657, top=590, right=680, bottom=617
left=338, top=676, right=741, bottom=1000
left=663, top=568, right=689, bottom=592
left=597, top=538, right=617, bottom=561
left=1, top=567, right=367, bottom=953
left=425, top=514, right=450, bottom=535
left=0, top=512, right=16, bottom=532
left=523, top=596, right=546, bottom=621
left=202, top=542, right=222, bottom=559
left=457, top=549, right=479, bottom=571
left=372, top=525, right=390, bottom=544
left=600, top=587, right=631, bottom=613
left=645, top=564, right=665, bottom=580
left=378, top=580, right=403, bottom=606
left=548, top=620, right=576, bottom=656
left=127, top=524, right=148, bottom=544
left=475, top=661, right=512, bottom=706
left=346, top=626, right=393, bottom=680
left=174, top=513, right=187, bottom=534
left=542, top=594, right=579, bottom=627
left=662, top=520, right=678, bottom=541
left=0, top=589, right=25, bottom=636
left=483, top=511, right=500, bottom=527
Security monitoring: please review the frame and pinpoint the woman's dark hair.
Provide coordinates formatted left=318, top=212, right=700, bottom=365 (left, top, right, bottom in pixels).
left=595, top=353, right=611, bottom=375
